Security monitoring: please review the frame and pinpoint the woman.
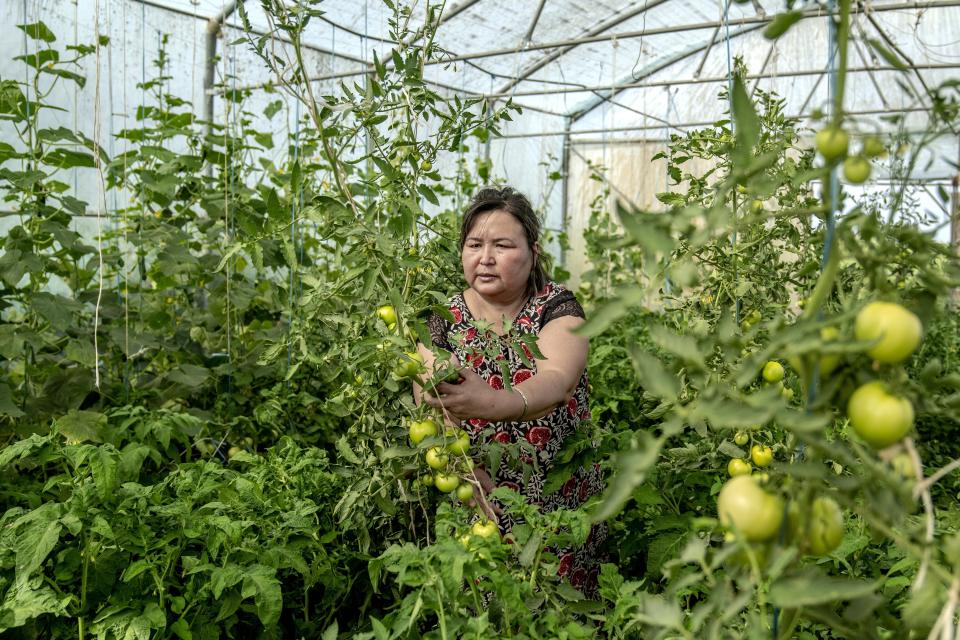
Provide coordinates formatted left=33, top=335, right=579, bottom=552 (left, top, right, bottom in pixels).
left=415, top=186, right=605, bottom=594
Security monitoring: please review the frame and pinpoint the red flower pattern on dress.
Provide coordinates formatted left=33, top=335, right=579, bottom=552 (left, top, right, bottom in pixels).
left=491, top=430, right=511, bottom=444
left=562, top=477, right=578, bottom=498
left=578, top=478, right=592, bottom=502
left=521, top=343, right=534, bottom=361
left=526, top=426, right=552, bottom=449
left=570, top=568, right=588, bottom=589
left=567, top=397, right=578, bottom=417
left=558, top=553, right=574, bottom=577
left=487, top=375, right=503, bottom=390
left=463, top=326, right=478, bottom=342
left=466, top=352, right=484, bottom=369
left=516, top=314, right=533, bottom=328
left=512, top=368, right=533, bottom=386
left=449, top=306, right=462, bottom=323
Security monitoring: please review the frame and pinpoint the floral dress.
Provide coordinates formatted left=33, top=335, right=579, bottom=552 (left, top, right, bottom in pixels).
left=427, top=281, right=606, bottom=595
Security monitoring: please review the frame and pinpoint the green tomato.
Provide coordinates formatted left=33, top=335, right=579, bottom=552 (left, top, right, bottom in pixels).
left=471, top=520, right=499, bottom=538
left=445, top=429, right=471, bottom=456
left=762, top=361, right=785, bottom=383
left=734, top=432, right=750, bottom=447
left=750, top=444, right=773, bottom=468
left=854, top=301, right=922, bottom=364
left=393, top=351, right=425, bottom=378
left=420, top=160, right=433, bottom=172
left=805, top=496, right=845, bottom=556
left=717, top=476, right=784, bottom=542
left=842, top=155, right=871, bottom=184
left=847, top=381, right=914, bottom=448
left=434, top=472, right=460, bottom=493
left=456, top=483, right=474, bottom=501
left=728, top=458, right=752, bottom=477
left=376, top=305, right=397, bottom=326
left=425, top=446, right=449, bottom=470
left=818, top=327, right=842, bottom=376
left=862, top=135, right=886, bottom=158
left=409, top=419, right=438, bottom=445
left=890, top=452, right=915, bottom=478
left=815, top=126, right=849, bottom=162
left=419, top=474, right=435, bottom=487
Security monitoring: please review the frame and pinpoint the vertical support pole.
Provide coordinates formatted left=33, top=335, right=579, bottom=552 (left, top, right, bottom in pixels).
left=203, top=2, right=240, bottom=151
left=560, top=116, right=571, bottom=270
left=951, top=170, right=959, bottom=305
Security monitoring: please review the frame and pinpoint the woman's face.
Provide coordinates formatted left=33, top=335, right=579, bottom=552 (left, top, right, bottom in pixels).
left=462, top=209, right=536, bottom=303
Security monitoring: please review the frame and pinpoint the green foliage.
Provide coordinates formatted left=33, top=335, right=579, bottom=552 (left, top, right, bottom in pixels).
left=2, top=2, right=960, bottom=639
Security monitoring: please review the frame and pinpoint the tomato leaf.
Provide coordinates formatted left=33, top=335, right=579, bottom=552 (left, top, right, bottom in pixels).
left=763, top=11, right=803, bottom=40
left=18, top=21, right=56, bottom=43
left=590, top=430, right=665, bottom=523
left=730, top=75, right=759, bottom=168
left=241, top=565, right=282, bottom=626
left=336, top=435, right=362, bottom=465
left=769, top=573, right=878, bottom=607
left=865, top=38, right=909, bottom=72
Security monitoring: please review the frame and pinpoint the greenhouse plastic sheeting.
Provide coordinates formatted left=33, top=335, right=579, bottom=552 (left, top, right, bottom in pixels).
left=2, top=0, right=958, bottom=234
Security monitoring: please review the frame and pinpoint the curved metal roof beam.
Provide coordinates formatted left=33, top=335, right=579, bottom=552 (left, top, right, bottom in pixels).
left=569, top=21, right=765, bottom=122
left=493, top=0, right=671, bottom=97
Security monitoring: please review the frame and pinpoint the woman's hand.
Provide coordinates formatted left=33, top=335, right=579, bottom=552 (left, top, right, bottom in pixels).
left=422, top=367, right=522, bottom=423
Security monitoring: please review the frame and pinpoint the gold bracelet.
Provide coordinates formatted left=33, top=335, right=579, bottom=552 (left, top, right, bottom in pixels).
left=514, top=388, right=529, bottom=420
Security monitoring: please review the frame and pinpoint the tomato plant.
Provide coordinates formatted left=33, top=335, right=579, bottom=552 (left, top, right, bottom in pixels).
left=2, top=2, right=959, bottom=638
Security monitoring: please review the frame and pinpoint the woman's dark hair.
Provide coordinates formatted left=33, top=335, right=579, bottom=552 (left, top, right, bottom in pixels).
left=459, top=186, right=548, bottom=297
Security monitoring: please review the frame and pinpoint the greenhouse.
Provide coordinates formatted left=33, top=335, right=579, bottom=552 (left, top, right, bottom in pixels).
left=1, top=0, right=959, bottom=637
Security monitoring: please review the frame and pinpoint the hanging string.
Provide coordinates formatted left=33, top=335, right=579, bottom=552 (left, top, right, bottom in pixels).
left=89, top=0, right=108, bottom=391
left=288, top=97, right=301, bottom=378
left=722, top=0, right=742, bottom=327
left=807, top=2, right=842, bottom=408
left=663, top=86, right=676, bottom=298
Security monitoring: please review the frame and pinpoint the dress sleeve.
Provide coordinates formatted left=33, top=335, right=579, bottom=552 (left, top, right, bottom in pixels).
left=540, top=290, right=586, bottom=328
left=426, top=312, right=454, bottom=351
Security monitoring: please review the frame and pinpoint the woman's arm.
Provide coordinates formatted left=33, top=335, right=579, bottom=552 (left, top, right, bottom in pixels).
left=422, top=315, right=588, bottom=422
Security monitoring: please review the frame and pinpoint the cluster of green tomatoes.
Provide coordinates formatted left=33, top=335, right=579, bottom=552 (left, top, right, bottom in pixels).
left=377, top=305, right=499, bottom=540
left=814, top=124, right=887, bottom=184
left=717, top=300, right=922, bottom=559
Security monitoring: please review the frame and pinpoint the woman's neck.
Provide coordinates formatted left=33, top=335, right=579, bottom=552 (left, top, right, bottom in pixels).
left=464, top=288, right=528, bottom=333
